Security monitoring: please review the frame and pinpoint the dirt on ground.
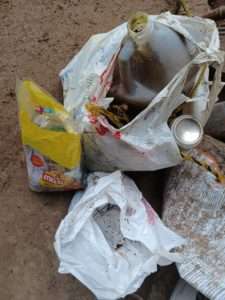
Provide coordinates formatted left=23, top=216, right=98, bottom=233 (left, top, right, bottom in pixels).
left=0, top=1, right=214, bottom=300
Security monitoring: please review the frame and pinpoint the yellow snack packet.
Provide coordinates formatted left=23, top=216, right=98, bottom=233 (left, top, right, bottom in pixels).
left=17, top=80, right=83, bottom=192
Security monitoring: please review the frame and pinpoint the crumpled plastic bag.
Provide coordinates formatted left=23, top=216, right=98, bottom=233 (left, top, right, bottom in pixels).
left=54, top=171, right=185, bottom=300
left=17, top=80, right=83, bottom=191
left=60, top=12, right=224, bottom=171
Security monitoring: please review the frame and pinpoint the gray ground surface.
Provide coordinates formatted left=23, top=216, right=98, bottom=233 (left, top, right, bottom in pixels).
left=0, top=1, right=212, bottom=299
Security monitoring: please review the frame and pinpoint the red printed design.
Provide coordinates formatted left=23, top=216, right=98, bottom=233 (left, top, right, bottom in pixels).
left=142, top=199, right=157, bottom=225
left=90, top=96, right=97, bottom=103
left=42, top=172, right=64, bottom=185
left=98, top=54, right=117, bottom=101
left=31, top=154, right=44, bottom=167
left=100, top=54, right=116, bottom=84
left=35, top=106, right=44, bottom=114
left=113, top=131, right=122, bottom=140
left=96, top=124, right=109, bottom=136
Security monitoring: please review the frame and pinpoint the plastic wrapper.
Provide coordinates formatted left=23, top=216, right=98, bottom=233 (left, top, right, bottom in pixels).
left=163, top=135, right=225, bottom=300
left=54, top=171, right=185, bottom=300
left=17, top=80, right=83, bottom=192
left=60, top=12, right=224, bottom=171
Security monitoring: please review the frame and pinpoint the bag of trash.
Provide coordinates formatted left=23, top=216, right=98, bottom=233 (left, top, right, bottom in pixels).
left=60, top=12, right=224, bottom=171
left=54, top=171, right=185, bottom=300
left=17, top=80, right=83, bottom=192
left=163, top=135, right=225, bottom=300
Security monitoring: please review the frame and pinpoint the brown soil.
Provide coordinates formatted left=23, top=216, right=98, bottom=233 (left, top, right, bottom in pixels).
left=0, top=0, right=215, bottom=299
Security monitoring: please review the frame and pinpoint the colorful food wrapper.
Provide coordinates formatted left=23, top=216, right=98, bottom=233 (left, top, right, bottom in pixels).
left=17, top=80, right=83, bottom=192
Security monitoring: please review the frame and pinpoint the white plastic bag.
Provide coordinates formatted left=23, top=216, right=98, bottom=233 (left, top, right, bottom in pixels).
left=55, top=171, right=184, bottom=300
left=60, top=13, right=224, bottom=171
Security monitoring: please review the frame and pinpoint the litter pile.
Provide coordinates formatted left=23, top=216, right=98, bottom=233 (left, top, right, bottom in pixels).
left=61, top=12, right=223, bottom=172
left=16, top=4, right=225, bottom=300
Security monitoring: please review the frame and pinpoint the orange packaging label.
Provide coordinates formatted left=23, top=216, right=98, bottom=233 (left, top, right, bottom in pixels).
left=40, top=170, right=82, bottom=190
left=31, top=154, right=44, bottom=167
left=42, top=171, right=65, bottom=186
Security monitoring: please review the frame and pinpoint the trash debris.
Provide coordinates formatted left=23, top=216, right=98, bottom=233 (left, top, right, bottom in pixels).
left=17, top=80, right=83, bottom=191
left=177, top=0, right=192, bottom=17
left=171, top=115, right=203, bottom=150
left=14, top=4, right=225, bottom=299
left=170, top=279, right=208, bottom=300
left=202, top=5, right=225, bottom=21
left=55, top=171, right=185, bottom=300
left=109, top=12, right=197, bottom=115
left=60, top=12, right=224, bottom=171
left=205, top=101, right=225, bottom=142
left=163, top=135, right=225, bottom=299
left=208, top=0, right=224, bottom=9
left=170, top=0, right=193, bottom=17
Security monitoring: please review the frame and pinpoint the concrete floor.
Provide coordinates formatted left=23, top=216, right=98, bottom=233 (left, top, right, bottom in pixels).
left=0, top=0, right=210, bottom=299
